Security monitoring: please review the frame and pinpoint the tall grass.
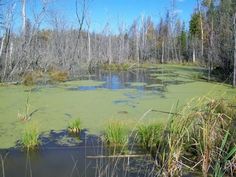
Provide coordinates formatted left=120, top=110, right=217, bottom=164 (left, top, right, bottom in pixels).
left=103, top=121, right=128, bottom=146
left=17, top=91, right=31, bottom=121
left=0, top=153, right=8, bottom=177
left=169, top=97, right=236, bottom=177
left=21, top=126, right=40, bottom=150
left=136, top=123, right=163, bottom=151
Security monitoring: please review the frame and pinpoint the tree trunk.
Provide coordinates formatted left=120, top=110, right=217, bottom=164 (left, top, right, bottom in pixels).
left=192, top=42, right=196, bottom=63
left=233, top=13, right=236, bottom=87
left=161, top=40, right=164, bottom=63
left=198, top=0, right=204, bottom=57
left=87, top=31, right=91, bottom=64
left=21, top=0, right=26, bottom=34
left=208, top=16, right=214, bottom=82
left=136, top=30, right=139, bottom=65
left=0, top=35, right=5, bottom=57
left=108, top=35, right=112, bottom=64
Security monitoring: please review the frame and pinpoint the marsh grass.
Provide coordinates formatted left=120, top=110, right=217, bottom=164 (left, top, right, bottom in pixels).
left=136, top=123, right=164, bottom=151
left=21, top=126, right=39, bottom=150
left=68, top=118, right=81, bottom=135
left=213, top=131, right=236, bottom=177
left=168, top=97, right=236, bottom=177
left=0, top=153, right=8, bottom=177
left=17, top=91, right=31, bottom=121
left=103, top=121, right=128, bottom=146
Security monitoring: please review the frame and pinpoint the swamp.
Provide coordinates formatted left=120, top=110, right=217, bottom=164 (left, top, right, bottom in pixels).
left=0, top=0, right=236, bottom=177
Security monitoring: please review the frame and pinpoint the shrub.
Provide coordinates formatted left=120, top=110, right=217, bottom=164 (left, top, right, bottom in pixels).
left=49, top=70, right=68, bottom=82
left=22, top=70, right=43, bottom=86
left=101, top=63, right=130, bottom=71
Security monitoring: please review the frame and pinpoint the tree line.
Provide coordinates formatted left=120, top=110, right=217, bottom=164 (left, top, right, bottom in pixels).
left=0, top=0, right=235, bottom=86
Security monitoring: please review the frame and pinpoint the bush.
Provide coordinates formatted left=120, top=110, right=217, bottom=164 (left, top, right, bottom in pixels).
left=101, top=63, right=130, bottom=71
left=49, top=70, right=68, bottom=82
left=22, top=70, right=43, bottom=86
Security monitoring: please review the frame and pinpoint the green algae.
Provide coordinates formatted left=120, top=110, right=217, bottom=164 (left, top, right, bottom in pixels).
left=0, top=66, right=235, bottom=149
left=60, top=80, right=105, bottom=87
left=145, top=84, right=164, bottom=88
left=129, top=82, right=147, bottom=87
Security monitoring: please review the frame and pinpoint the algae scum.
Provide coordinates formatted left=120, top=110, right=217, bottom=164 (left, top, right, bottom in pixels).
left=0, top=65, right=235, bottom=177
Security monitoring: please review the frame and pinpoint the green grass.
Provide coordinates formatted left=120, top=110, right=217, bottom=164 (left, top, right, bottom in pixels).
left=136, top=123, right=164, bottom=151
left=68, top=118, right=81, bottom=134
left=21, top=126, right=39, bottom=150
left=103, top=121, right=128, bottom=146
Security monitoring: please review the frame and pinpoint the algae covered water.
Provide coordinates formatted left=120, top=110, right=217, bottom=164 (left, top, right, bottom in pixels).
left=0, top=65, right=235, bottom=149
left=0, top=65, right=235, bottom=177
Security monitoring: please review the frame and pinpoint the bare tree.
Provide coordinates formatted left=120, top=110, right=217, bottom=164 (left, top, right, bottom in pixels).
left=72, top=0, right=89, bottom=65
left=86, top=15, right=91, bottom=64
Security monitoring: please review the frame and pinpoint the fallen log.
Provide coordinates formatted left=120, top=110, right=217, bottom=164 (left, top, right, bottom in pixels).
left=86, top=154, right=151, bottom=159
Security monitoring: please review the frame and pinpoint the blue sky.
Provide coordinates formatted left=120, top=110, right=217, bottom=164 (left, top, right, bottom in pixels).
left=11, top=0, right=197, bottom=33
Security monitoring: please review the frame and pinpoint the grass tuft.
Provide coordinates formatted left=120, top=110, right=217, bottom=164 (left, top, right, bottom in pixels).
left=136, top=123, right=164, bottom=151
left=68, top=118, right=81, bottom=135
left=103, top=121, right=128, bottom=146
left=21, top=126, right=39, bottom=150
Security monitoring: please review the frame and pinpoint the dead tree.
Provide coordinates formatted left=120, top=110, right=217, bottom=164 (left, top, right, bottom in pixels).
left=71, top=0, right=88, bottom=68
left=21, top=0, right=26, bottom=34
left=197, top=0, right=204, bottom=57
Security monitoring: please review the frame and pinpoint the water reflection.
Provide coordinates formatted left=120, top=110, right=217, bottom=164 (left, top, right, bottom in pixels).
left=72, top=67, right=194, bottom=92
left=1, top=130, right=156, bottom=177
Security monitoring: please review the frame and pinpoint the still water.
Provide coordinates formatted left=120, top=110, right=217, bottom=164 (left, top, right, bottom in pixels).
left=0, top=67, right=194, bottom=177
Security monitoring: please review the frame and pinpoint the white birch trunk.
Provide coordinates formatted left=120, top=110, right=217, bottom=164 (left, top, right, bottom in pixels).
left=21, top=0, right=26, bottom=34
